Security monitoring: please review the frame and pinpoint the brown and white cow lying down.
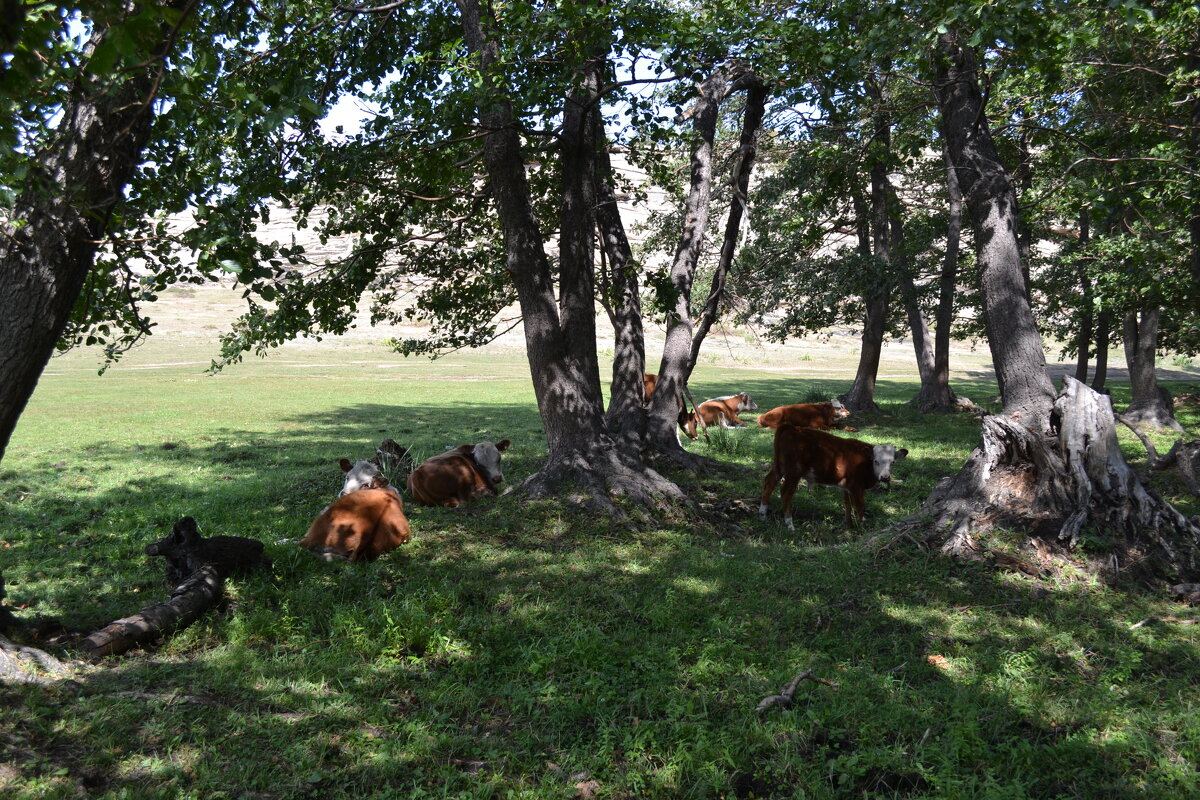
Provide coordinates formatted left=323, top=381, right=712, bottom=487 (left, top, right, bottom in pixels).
left=679, top=392, right=759, bottom=440
left=300, top=488, right=411, bottom=561
left=756, top=400, right=856, bottom=431
left=643, top=373, right=658, bottom=404
left=408, top=439, right=511, bottom=507
left=759, top=426, right=907, bottom=529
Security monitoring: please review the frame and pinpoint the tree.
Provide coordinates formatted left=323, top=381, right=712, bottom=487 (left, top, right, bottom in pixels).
left=915, top=22, right=1199, bottom=578
left=0, top=0, right=199, bottom=463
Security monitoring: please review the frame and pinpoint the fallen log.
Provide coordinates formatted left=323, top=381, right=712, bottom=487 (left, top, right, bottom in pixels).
left=80, top=565, right=223, bottom=660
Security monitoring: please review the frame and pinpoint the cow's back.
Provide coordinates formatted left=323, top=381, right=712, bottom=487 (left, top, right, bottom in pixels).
left=408, top=451, right=486, bottom=507
left=758, top=402, right=837, bottom=430
left=300, top=488, right=411, bottom=561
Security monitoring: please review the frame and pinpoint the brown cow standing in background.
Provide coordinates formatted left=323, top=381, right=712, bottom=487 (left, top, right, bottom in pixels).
left=759, top=426, right=907, bottom=529
left=756, top=400, right=855, bottom=431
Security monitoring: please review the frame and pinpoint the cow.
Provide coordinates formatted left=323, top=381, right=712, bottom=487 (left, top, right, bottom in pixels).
left=756, top=400, right=856, bottom=431
left=679, top=392, right=759, bottom=439
left=759, top=426, right=907, bottom=529
left=299, top=488, right=411, bottom=561
left=643, top=373, right=658, bottom=404
left=408, top=439, right=511, bottom=507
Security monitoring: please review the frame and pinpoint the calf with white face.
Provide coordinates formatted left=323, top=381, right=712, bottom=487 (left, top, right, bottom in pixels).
left=336, top=458, right=399, bottom=498
left=408, top=439, right=511, bottom=507
left=758, top=426, right=908, bottom=529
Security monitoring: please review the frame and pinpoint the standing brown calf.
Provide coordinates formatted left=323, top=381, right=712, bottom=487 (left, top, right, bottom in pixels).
left=299, top=488, right=411, bottom=561
left=759, top=426, right=907, bottom=529
left=756, top=400, right=855, bottom=431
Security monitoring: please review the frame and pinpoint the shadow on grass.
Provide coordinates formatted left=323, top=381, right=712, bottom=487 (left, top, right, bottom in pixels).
left=1, top=376, right=1197, bottom=797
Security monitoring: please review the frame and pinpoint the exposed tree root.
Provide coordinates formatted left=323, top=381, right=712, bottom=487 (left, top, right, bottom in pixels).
left=0, top=633, right=75, bottom=686
left=517, top=445, right=692, bottom=516
left=891, top=377, right=1200, bottom=581
left=755, top=669, right=839, bottom=714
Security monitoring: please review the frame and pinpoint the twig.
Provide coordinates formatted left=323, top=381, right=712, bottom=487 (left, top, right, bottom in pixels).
left=755, top=669, right=839, bottom=714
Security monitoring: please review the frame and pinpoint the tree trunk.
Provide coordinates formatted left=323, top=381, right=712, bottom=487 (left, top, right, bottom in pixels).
left=1074, top=209, right=1094, bottom=383
left=1092, top=310, right=1111, bottom=391
left=80, top=565, right=224, bottom=660
left=456, top=0, right=686, bottom=512
left=933, top=30, right=1056, bottom=430
left=647, top=63, right=762, bottom=461
left=930, top=141, right=962, bottom=412
left=909, top=378, right=1200, bottom=578
left=596, top=136, right=649, bottom=449
left=687, top=81, right=768, bottom=373
left=1122, top=308, right=1182, bottom=431
left=840, top=106, right=892, bottom=415
left=0, top=1, right=193, bottom=463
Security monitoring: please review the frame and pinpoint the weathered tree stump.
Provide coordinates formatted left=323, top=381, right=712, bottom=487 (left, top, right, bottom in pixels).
left=79, top=565, right=224, bottom=660
left=905, top=377, right=1200, bottom=580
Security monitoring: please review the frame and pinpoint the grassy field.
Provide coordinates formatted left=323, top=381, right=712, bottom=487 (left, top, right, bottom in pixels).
left=2, top=289, right=1199, bottom=799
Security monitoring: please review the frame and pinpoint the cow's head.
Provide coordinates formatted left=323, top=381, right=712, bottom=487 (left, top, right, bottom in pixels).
left=145, top=516, right=201, bottom=556
left=830, top=399, right=851, bottom=419
left=338, top=458, right=392, bottom=496
left=470, top=439, right=511, bottom=494
left=737, top=392, right=759, bottom=412
left=871, top=445, right=908, bottom=483
left=678, top=409, right=699, bottom=440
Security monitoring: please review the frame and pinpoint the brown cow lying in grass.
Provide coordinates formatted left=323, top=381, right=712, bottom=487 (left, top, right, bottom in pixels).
left=300, top=487, right=411, bottom=562
left=679, top=392, right=759, bottom=439
left=756, top=400, right=856, bottom=431
left=759, top=426, right=907, bottom=529
left=408, top=439, right=511, bottom=507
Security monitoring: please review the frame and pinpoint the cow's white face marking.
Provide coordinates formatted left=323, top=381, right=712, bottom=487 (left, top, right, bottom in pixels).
left=871, top=445, right=908, bottom=483
left=739, top=393, right=759, bottom=412
left=339, top=459, right=388, bottom=496
left=471, top=439, right=510, bottom=491
left=830, top=399, right=850, bottom=419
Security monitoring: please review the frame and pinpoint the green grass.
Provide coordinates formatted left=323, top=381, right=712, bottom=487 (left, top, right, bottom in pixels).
left=2, top=339, right=1199, bottom=799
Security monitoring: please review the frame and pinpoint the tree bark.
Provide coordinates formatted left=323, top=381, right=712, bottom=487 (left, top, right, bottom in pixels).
left=1122, top=308, right=1182, bottom=431
left=0, top=0, right=194, bottom=463
left=840, top=101, right=892, bottom=415
left=912, top=30, right=1199, bottom=580
left=933, top=31, right=1056, bottom=430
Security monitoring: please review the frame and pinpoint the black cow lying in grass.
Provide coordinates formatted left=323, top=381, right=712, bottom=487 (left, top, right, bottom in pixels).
left=145, top=517, right=271, bottom=584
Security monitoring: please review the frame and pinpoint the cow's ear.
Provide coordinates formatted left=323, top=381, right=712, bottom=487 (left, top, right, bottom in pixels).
left=496, top=439, right=511, bottom=452
left=339, top=458, right=353, bottom=472
left=375, top=476, right=391, bottom=488
left=895, top=448, right=909, bottom=460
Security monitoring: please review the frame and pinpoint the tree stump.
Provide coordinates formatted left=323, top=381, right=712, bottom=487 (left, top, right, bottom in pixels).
left=910, top=377, right=1200, bottom=580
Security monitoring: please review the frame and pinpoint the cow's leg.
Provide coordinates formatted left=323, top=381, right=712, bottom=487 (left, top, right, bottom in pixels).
left=759, top=466, right=780, bottom=520
left=779, top=472, right=800, bottom=531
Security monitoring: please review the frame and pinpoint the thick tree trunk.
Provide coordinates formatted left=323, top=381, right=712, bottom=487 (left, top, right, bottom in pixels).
left=596, top=138, right=649, bottom=448
left=1122, top=308, right=1182, bottom=431
left=457, top=0, right=687, bottom=512
left=934, top=31, right=1056, bottom=430
left=0, top=1, right=192, bottom=463
left=909, top=378, right=1200, bottom=578
left=648, top=63, right=761, bottom=461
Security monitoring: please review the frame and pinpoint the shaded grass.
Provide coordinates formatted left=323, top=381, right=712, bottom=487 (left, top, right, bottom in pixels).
left=1, top=348, right=1198, bottom=799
